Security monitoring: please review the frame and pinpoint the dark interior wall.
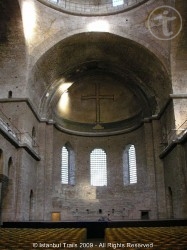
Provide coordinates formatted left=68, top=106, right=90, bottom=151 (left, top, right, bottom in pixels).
left=0, top=101, right=40, bottom=222
left=0, top=102, right=39, bottom=137
left=180, top=142, right=187, bottom=216
left=0, top=133, right=18, bottom=222
left=163, top=144, right=187, bottom=219
left=49, top=125, right=159, bottom=221
left=16, top=149, right=37, bottom=221
left=160, top=101, right=176, bottom=146
left=0, top=0, right=27, bottom=99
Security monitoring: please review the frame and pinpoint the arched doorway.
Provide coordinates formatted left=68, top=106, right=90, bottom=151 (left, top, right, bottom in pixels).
left=29, top=190, right=34, bottom=221
left=1, top=157, right=15, bottom=222
left=167, top=187, right=174, bottom=219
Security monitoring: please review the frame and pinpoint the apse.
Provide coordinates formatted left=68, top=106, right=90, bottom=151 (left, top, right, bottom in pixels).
left=31, top=32, right=171, bottom=135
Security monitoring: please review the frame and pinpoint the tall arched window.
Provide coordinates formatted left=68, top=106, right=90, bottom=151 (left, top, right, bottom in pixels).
left=8, top=157, right=13, bottom=179
left=128, top=145, right=137, bottom=184
left=90, top=148, right=107, bottom=186
left=61, top=146, right=69, bottom=184
left=29, top=190, right=34, bottom=221
left=32, top=127, right=36, bottom=146
left=123, top=145, right=137, bottom=185
left=61, top=144, right=75, bottom=185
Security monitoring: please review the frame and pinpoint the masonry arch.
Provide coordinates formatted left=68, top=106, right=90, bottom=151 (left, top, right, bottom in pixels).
left=1, top=157, right=15, bottom=221
left=29, top=32, right=171, bottom=136
left=167, top=186, right=174, bottom=219
left=61, top=142, right=75, bottom=185
left=29, top=190, right=34, bottom=221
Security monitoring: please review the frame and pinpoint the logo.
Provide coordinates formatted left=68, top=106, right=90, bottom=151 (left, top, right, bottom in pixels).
left=148, top=6, right=182, bottom=40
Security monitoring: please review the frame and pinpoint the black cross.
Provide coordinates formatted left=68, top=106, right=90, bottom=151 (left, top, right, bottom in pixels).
left=81, top=82, right=114, bottom=129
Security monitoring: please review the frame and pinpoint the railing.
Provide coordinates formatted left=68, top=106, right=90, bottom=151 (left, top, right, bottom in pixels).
left=0, top=118, right=18, bottom=140
left=0, top=109, right=39, bottom=155
left=162, top=120, right=187, bottom=146
left=0, top=112, right=21, bottom=142
left=20, top=132, right=39, bottom=153
left=42, top=0, right=147, bottom=15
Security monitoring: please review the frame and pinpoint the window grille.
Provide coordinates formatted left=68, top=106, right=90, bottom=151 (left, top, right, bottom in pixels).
left=123, top=144, right=137, bottom=185
left=90, top=148, right=107, bottom=186
left=128, top=145, right=137, bottom=184
left=61, top=146, right=69, bottom=184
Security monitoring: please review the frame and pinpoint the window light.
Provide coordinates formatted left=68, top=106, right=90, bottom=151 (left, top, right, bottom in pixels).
left=90, top=148, right=107, bottom=186
left=61, top=146, right=69, bottom=184
left=112, top=0, right=124, bottom=7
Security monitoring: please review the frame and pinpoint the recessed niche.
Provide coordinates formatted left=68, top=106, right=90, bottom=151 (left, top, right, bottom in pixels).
left=141, top=211, right=150, bottom=220
left=51, top=212, right=61, bottom=222
left=99, top=209, right=102, bottom=214
left=8, top=91, right=12, bottom=98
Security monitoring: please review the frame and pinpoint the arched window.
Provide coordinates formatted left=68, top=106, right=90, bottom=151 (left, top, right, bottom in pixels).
left=113, top=0, right=124, bottom=7
left=128, top=145, right=137, bottom=184
left=61, top=146, right=69, bottom=184
left=29, top=190, right=34, bottom=221
left=8, top=91, right=12, bottom=98
left=123, top=145, right=137, bottom=185
left=51, top=0, right=59, bottom=3
left=32, top=127, right=36, bottom=146
left=90, top=148, right=107, bottom=186
left=61, top=144, right=75, bottom=185
left=167, top=187, right=174, bottom=219
left=8, top=157, right=13, bottom=179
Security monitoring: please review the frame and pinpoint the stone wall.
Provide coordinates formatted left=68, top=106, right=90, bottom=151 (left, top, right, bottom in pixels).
left=0, top=0, right=27, bottom=99
left=0, top=101, right=40, bottom=222
left=0, top=0, right=187, bottom=223
left=49, top=125, right=160, bottom=221
left=163, top=144, right=187, bottom=219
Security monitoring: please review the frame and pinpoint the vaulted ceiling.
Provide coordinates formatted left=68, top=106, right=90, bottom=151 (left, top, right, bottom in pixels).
left=33, top=32, right=171, bottom=135
left=37, top=0, right=149, bottom=16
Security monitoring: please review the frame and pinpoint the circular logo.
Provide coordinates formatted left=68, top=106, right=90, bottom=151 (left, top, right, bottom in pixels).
left=148, top=6, right=182, bottom=40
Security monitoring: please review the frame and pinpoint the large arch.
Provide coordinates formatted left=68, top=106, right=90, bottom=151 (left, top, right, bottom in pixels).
left=28, top=32, right=171, bottom=135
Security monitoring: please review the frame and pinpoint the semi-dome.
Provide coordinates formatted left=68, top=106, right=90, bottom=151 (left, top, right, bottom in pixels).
left=53, top=68, right=147, bottom=134
left=33, top=32, right=171, bottom=136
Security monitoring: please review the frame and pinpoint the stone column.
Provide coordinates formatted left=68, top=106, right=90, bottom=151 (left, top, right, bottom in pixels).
left=151, top=119, right=167, bottom=219
left=144, top=121, right=156, bottom=187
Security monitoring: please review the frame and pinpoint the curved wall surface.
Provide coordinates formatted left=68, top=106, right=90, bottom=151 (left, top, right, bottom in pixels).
left=37, top=0, right=149, bottom=16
